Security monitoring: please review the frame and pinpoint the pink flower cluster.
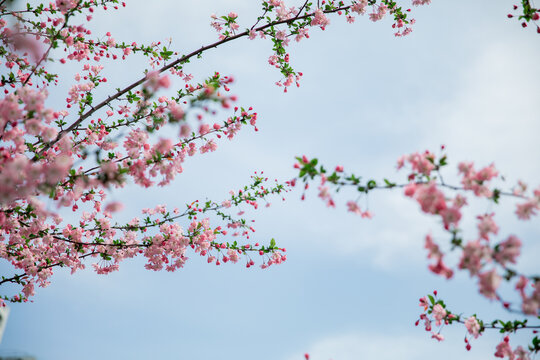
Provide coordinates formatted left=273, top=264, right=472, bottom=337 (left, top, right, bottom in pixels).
left=0, top=87, right=74, bottom=205
left=0, top=1, right=290, bottom=303
left=458, top=161, right=499, bottom=197
left=494, top=336, right=530, bottom=360
left=346, top=201, right=373, bottom=218
left=56, top=0, right=77, bottom=14
left=311, top=9, right=331, bottom=29
left=369, top=4, right=388, bottom=22
left=211, top=1, right=421, bottom=92
left=398, top=150, right=537, bottom=315
left=417, top=292, right=534, bottom=357
left=464, top=316, right=481, bottom=339
left=516, top=276, right=540, bottom=316
left=417, top=299, right=449, bottom=342
left=424, top=234, right=454, bottom=279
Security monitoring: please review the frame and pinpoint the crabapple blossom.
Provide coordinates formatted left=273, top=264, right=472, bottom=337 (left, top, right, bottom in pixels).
left=5, top=0, right=380, bottom=302
left=495, top=337, right=515, bottom=359
left=465, top=316, right=481, bottom=339
left=432, top=304, right=447, bottom=326
left=294, top=149, right=539, bottom=357
left=2, top=0, right=539, bottom=359
left=493, top=235, right=521, bottom=266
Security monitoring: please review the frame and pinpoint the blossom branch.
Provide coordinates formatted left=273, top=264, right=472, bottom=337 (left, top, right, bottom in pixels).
left=37, top=2, right=358, bottom=156
left=417, top=291, right=540, bottom=356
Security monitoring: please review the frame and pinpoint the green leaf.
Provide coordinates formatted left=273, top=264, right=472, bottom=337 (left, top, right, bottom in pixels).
left=383, top=178, right=395, bottom=187
left=367, top=180, right=377, bottom=189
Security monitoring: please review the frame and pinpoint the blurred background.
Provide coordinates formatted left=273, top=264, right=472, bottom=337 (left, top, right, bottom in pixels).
left=1, top=0, right=539, bottom=359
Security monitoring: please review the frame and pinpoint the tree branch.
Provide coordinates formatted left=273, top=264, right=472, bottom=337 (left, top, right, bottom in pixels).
left=36, top=4, right=351, bottom=157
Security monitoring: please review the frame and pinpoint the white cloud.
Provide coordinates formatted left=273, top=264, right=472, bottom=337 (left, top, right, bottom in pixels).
left=285, top=331, right=494, bottom=360
left=424, top=37, right=540, bottom=180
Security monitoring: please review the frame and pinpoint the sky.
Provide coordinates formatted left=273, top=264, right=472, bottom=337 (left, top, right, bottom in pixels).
left=1, top=0, right=540, bottom=359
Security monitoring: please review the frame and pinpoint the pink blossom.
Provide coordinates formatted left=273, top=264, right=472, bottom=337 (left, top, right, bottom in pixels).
left=276, top=4, right=296, bottom=20
left=494, top=337, right=514, bottom=359
left=516, top=276, right=528, bottom=294
left=432, top=304, right=446, bottom=326
left=404, top=182, right=417, bottom=197
left=275, top=30, right=287, bottom=41
left=25, top=119, right=43, bottom=136
left=419, top=296, right=429, bottom=310
left=361, top=210, right=373, bottom=219
left=521, top=296, right=539, bottom=316
left=268, top=54, right=279, bottom=67
left=295, top=28, right=309, bottom=42
left=56, top=0, right=77, bottom=13
left=477, top=213, right=499, bottom=240
left=346, top=201, right=362, bottom=215
left=351, top=0, right=368, bottom=14
left=515, top=199, right=539, bottom=220
left=519, top=279, right=539, bottom=315
left=459, top=162, right=497, bottom=197
left=415, top=183, right=447, bottom=215
left=406, top=151, right=436, bottom=175
left=318, top=186, right=334, bottom=207
left=428, top=258, right=454, bottom=279
left=419, top=313, right=432, bottom=331
left=158, top=75, right=171, bottom=89
left=458, top=162, right=474, bottom=175
left=227, top=249, right=240, bottom=263
left=475, top=164, right=498, bottom=182
left=199, top=124, right=210, bottom=135
left=513, top=347, right=531, bottom=360
left=478, top=269, right=502, bottom=299
left=494, top=235, right=521, bottom=266
left=424, top=234, right=441, bottom=260
left=452, top=194, right=468, bottom=208
left=440, top=206, right=461, bottom=229
left=311, top=9, right=330, bottom=28
left=104, top=202, right=124, bottom=213
left=155, top=138, right=173, bottom=154
left=41, top=127, right=58, bottom=142
left=369, top=4, right=388, bottom=22
left=200, top=139, right=218, bottom=153
left=145, top=71, right=170, bottom=91
left=464, top=316, right=481, bottom=339
left=459, top=240, right=491, bottom=276
left=124, top=128, right=149, bottom=159
left=179, top=124, right=191, bottom=138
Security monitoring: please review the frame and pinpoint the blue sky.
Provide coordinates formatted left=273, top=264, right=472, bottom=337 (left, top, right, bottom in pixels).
left=1, top=0, right=540, bottom=359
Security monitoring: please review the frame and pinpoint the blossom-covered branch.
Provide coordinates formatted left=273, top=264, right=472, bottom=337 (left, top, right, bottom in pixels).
left=417, top=291, right=539, bottom=358
left=1, top=174, right=288, bottom=303
left=292, top=150, right=540, bottom=358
